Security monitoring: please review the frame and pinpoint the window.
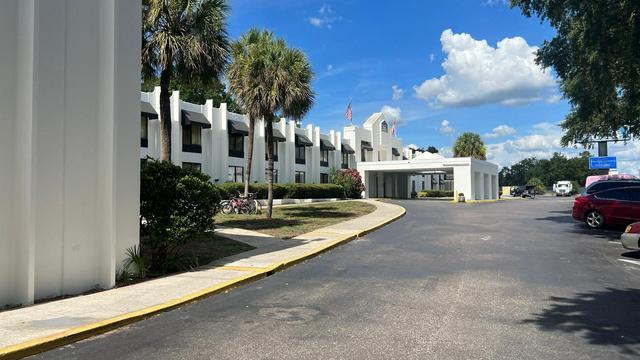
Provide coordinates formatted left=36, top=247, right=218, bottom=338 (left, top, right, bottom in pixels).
left=295, top=171, right=306, bottom=184
left=265, top=169, right=278, bottom=183
left=341, top=152, right=349, bottom=169
left=422, top=181, right=425, bottom=190
left=295, top=145, right=306, bottom=164
left=361, top=148, right=367, bottom=162
left=381, top=121, right=388, bottom=133
left=629, top=188, right=640, bottom=201
left=182, top=162, right=201, bottom=172
left=182, top=125, right=202, bottom=153
left=597, top=189, right=630, bottom=201
left=229, top=134, right=244, bottom=158
left=412, top=180, right=416, bottom=192
left=320, top=173, right=329, bottom=183
left=140, top=115, right=148, bottom=147
left=265, top=141, right=279, bottom=162
left=228, top=165, right=244, bottom=183
left=320, top=149, right=329, bottom=167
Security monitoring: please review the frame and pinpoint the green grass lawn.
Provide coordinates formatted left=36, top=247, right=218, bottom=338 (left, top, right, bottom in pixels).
left=214, top=200, right=376, bottom=239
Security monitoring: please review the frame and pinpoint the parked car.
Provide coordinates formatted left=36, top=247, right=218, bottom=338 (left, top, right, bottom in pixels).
left=582, top=179, right=640, bottom=196
left=553, top=181, right=573, bottom=196
left=621, top=222, right=640, bottom=251
left=510, top=186, right=525, bottom=197
left=572, top=186, right=640, bottom=229
left=585, top=174, right=638, bottom=187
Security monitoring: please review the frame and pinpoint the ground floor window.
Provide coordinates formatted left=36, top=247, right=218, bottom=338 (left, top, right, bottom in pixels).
left=295, top=171, right=306, bottom=184
left=341, top=153, right=349, bottom=169
left=320, top=173, right=329, bottom=183
left=361, top=149, right=367, bottom=162
left=228, top=165, right=244, bottom=183
left=182, top=162, right=201, bottom=172
left=265, top=169, right=278, bottom=183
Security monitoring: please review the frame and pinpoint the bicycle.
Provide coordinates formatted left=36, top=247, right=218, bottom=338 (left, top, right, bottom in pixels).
left=220, top=192, right=261, bottom=215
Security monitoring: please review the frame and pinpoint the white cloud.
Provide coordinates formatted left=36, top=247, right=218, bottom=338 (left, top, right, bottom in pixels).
left=326, top=64, right=333, bottom=72
left=309, top=4, right=340, bottom=29
left=440, top=120, right=454, bottom=134
left=546, top=94, right=563, bottom=104
left=486, top=122, right=640, bottom=175
left=413, top=29, right=556, bottom=108
left=391, top=85, right=404, bottom=100
left=380, top=105, right=401, bottom=122
left=483, top=124, right=517, bottom=139
left=429, top=53, right=435, bottom=62
left=484, top=0, right=509, bottom=5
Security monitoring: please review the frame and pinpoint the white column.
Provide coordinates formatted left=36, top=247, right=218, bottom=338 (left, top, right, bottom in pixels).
left=170, top=91, right=181, bottom=166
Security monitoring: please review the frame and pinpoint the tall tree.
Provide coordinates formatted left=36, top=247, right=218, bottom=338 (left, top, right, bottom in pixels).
left=453, top=132, right=487, bottom=160
left=228, top=29, right=315, bottom=218
left=511, top=0, right=640, bottom=145
left=142, top=0, right=230, bottom=161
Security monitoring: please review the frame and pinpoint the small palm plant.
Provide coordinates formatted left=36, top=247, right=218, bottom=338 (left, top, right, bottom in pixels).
left=453, top=132, right=487, bottom=160
left=122, top=245, right=147, bottom=279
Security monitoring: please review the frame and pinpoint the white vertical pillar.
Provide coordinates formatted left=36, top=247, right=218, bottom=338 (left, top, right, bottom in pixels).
left=170, top=91, right=181, bottom=166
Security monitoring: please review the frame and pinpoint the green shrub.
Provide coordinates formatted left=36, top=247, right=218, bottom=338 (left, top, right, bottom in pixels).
left=140, top=160, right=221, bottom=273
left=570, top=180, right=581, bottom=195
left=418, top=190, right=454, bottom=198
left=218, top=182, right=343, bottom=199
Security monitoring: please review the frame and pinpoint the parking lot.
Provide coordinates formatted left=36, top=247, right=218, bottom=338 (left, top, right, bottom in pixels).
left=35, top=197, right=640, bottom=360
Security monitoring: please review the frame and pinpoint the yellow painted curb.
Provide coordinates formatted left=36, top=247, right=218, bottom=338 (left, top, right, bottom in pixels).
left=0, top=201, right=405, bottom=360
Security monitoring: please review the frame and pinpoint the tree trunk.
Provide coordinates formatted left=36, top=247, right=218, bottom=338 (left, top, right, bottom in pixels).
left=266, top=118, right=275, bottom=219
left=244, top=117, right=255, bottom=197
left=159, top=69, right=172, bottom=162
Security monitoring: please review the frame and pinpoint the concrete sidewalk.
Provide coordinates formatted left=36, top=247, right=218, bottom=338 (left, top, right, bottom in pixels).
left=0, top=199, right=405, bottom=359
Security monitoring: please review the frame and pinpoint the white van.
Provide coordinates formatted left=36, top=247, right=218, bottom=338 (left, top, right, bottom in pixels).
left=553, top=181, right=573, bottom=196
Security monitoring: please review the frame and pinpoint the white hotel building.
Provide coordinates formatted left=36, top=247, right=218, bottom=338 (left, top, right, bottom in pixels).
left=140, top=87, right=499, bottom=201
left=141, top=87, right=405, bottom=186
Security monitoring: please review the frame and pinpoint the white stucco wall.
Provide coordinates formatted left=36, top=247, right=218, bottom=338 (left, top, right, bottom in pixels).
left=0, top=0, right=140, bottom=306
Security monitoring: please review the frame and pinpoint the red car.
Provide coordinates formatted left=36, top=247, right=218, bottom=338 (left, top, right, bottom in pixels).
left=572, top=186, right=640, bottom=229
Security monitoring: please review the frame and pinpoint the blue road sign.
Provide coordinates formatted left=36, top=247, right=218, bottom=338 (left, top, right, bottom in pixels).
left=589, top=156, right=617, bottom=169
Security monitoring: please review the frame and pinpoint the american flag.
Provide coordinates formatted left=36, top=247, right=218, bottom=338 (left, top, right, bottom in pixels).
left=345, top=99, right=352, bottom=123
left=391, top=118, right=398, bottom=136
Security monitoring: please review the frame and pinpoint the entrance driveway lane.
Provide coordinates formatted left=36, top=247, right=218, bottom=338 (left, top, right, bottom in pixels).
left=33, top=198, right=640, bottom=360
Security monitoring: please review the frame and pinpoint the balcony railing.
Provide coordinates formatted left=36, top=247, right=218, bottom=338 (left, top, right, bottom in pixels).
left=182, top=143, right=201, bottom=153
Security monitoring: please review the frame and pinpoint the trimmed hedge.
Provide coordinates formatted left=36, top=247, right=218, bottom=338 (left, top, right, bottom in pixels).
left=418, top=190, right=454, bottom=198
left=218, top=182, right=344, bottom=200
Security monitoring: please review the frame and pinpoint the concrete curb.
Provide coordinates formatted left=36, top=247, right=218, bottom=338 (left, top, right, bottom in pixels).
left=0, top=201, right=406, bottom=360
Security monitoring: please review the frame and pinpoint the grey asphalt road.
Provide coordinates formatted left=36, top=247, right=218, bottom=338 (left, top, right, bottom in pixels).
left=33, top=198, right=640, bottom=360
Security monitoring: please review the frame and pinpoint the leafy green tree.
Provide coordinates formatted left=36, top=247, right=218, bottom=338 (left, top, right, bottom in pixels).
left=527, top=177, right=546, bottom=195
left=140, top=160, right=221, bottom=273
left=511, top=0, right=640, bottom=145
left=453, top=132, right=487, bottom=160
left=499, top=151, right=597, bottom=186
left=228, top=29, right=315, bottom=218
left=142, top=0, right=231, bottom=161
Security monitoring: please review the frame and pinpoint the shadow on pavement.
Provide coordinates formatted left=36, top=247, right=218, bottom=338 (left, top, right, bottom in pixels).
left=522, top=288, right=640, bottom=356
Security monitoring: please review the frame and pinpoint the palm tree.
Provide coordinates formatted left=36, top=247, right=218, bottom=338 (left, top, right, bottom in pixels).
left=228, top=29, right=315, bottom=218
left=142, top=0, right=230, bottom=161
left=453, top=132, right=487, bottom=160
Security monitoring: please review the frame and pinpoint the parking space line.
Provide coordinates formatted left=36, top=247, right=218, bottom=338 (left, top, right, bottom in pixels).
left=618, top=258, right=640, bottom=266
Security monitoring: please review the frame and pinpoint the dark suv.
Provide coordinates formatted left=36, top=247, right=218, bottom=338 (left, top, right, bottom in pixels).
left=583, top=180, right=640, bottom=195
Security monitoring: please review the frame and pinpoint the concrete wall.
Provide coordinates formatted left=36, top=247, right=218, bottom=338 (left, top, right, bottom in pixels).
left=0, top=0, right=140, bottom=306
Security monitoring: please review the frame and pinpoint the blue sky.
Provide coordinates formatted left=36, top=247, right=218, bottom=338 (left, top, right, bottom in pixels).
left=228, top=0, right=640, bottom=174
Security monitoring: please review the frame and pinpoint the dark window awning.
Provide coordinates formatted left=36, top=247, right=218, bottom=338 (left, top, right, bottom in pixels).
left=392, top=148, right=401, bottom=157
left=141, top=100, right=158, bottom=119
left=181, top=110, right=211, bottom=128
left=228, top=120, right=249, bottom=135
left=402, top=156, right=408, bottom=160
left=267, top=128, right=286, bottom=142
left=341, top=142, right=355, bottom=154
left=295, top=133, right=313, bottom=147
left=320, top=139, right=335, bottom=151
left=361, top=140, right=373, bottom=151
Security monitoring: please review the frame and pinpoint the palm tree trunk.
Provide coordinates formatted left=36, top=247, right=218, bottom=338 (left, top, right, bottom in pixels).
left=159, top=68, right=172, bottom=162
left=244, top=118, right=255, bottom=196
left=265, top=118, right=275, bottom=219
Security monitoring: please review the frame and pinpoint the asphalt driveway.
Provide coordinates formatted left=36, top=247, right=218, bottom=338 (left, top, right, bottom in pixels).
left=32, top=198, right=640, bottom=360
